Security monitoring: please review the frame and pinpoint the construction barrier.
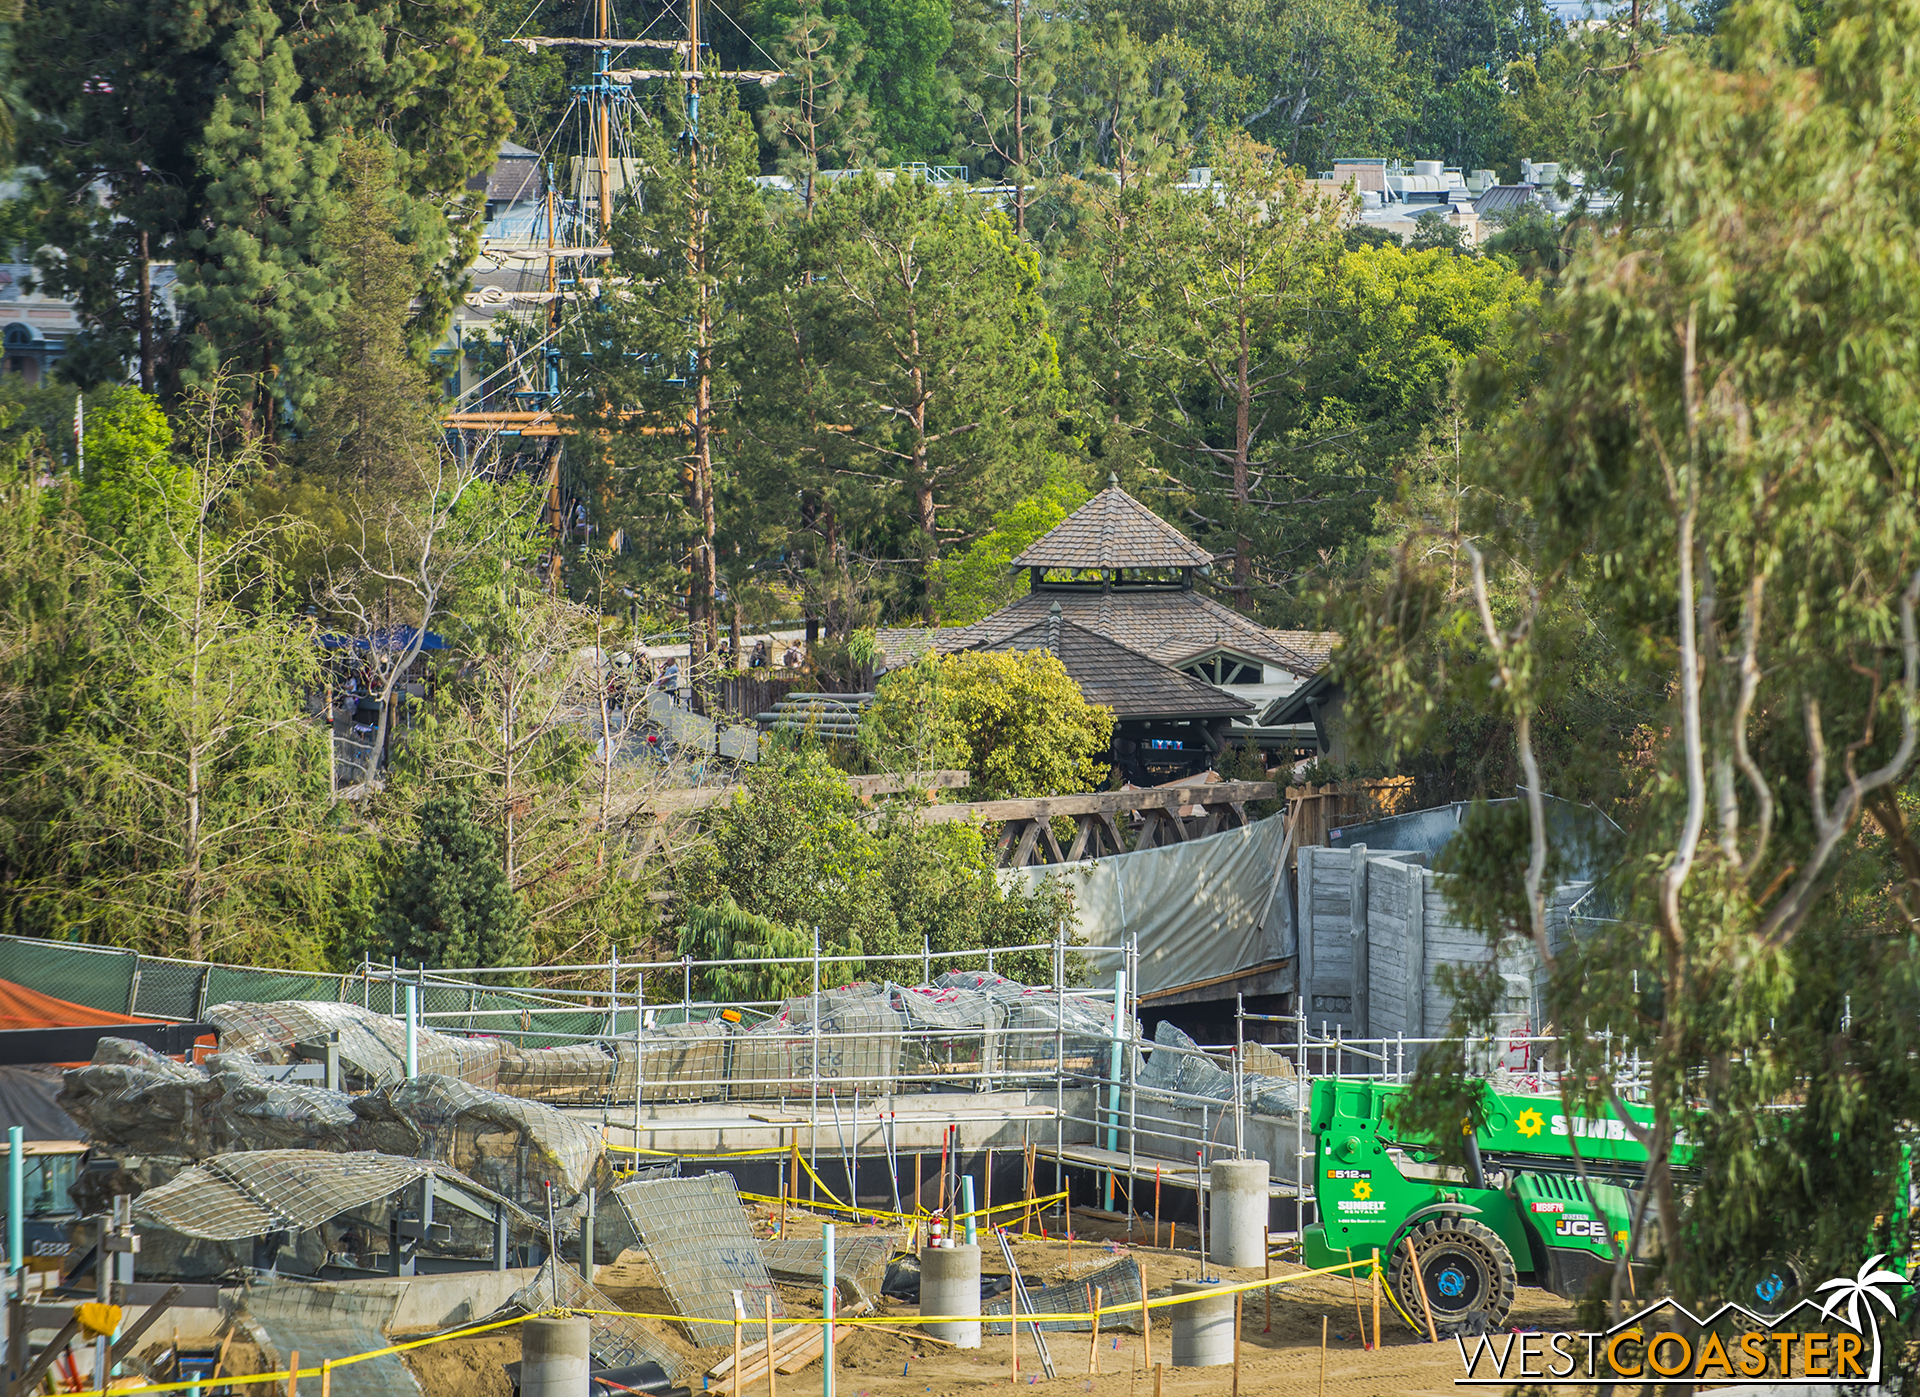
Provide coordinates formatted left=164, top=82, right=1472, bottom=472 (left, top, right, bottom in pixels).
left=54, top=1255, right=1385, bottom=1397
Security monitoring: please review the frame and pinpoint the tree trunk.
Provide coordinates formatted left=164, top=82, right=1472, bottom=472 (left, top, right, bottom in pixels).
left=1232, top=307, right=1253, bottom=610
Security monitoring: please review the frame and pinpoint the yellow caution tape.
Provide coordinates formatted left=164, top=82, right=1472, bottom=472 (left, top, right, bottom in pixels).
left=737, top=1187, right=1069, bottom=1229
left=63, top=1255, right=1378, bottom=1397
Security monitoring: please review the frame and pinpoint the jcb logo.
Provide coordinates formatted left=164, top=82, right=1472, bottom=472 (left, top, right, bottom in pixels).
left=1554, top=1217, right=1608, bottom=1240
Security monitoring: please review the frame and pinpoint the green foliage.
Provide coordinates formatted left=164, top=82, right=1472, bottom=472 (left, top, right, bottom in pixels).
left=1407, top=209, right=1467, bottom=252
left=18, top=0, right=511, bottom=415
left=296, top=139, right=443, bottom=492
left=376, top=790, right=528, bottom=971
left=1339, top=0, right=1920, bottom=1319
left=930, top=472, right=1090, bottom=624
left=76, top=389, right=186, bottom=536
left=678, top=895, right=862, bottom=1003
left=866, top=649, right=1115, bottom=798
left=679, top=748, right=1073, bottom=975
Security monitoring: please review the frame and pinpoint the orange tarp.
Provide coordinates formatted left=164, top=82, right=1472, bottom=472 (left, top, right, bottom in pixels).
left=0, top=977, right=156, bottom=1032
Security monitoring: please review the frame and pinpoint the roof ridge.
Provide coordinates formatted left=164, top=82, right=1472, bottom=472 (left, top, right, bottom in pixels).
left=1011, top=483, right=1215, bottom=570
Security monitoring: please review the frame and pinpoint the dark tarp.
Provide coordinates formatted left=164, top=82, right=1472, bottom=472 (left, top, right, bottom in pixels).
left=0, top=1065, right=86, bottom=1140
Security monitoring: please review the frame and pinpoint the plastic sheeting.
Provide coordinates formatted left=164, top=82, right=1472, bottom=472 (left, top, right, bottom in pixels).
left=1136, top=1021, right=1299, bottom=1120
left=1001, top=816, right=1289, bottom=995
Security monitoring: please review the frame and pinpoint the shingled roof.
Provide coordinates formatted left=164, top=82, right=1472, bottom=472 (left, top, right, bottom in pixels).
left=983, top=612, right=1253, bottom=721
left=1011, top=481, right=1216, bottom=571
left=939, top=587, right=1320, bottom=676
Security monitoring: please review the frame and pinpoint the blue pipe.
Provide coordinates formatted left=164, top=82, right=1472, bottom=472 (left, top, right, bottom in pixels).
left=7, top=1125, right=23, bottom=1273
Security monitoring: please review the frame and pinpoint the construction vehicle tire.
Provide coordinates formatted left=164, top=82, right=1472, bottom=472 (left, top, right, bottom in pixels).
left=1392, top=1216, right=1517, bottom=1336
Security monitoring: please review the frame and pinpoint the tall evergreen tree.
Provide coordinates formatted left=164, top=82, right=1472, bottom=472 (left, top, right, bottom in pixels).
left=17, top=0, right=511, bottom=420
left=377, top=791, right=527, bottom=971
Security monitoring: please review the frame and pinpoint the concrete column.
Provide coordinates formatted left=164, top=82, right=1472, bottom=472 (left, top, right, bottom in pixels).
left=919, top=1244, right=982, bottom=1348
left=1208, top=1158, right=1269, bottom=1269
left=1169, top=1279, right=1235, bottom=1367
left=522, top=1316, right=591, bottom=1397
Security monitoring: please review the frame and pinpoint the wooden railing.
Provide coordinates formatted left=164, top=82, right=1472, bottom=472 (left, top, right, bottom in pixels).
left=1284, top=776, right=1417, bottom=850
left=918, top=781, right=1278, bottom=868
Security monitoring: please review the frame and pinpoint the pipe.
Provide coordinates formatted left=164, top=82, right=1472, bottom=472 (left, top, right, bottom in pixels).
left=1105, top=970, right=1125, bottom=1210
left=822, top=1223, right=836, bottom=1397
left=7, top=1125, right=22, bottom=1274
left=404, top=984, right=419, bottom=1079
left=961, top=1175, right=977, bottom=1247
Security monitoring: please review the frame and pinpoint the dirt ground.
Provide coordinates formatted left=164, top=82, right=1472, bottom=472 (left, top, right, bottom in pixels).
left=399, top=1203, right=1587, bottom=1397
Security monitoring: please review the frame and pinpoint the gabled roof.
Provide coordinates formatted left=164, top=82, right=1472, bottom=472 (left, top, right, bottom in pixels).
left=982, top=615, right=1253, bottom=721
left=946, top=587, right=1324, bottom=677
left=1012, top=482, right=1216, bottom=571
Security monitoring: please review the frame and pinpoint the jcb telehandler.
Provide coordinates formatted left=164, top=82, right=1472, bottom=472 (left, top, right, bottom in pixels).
left=1301, top=1077, right=1680, bottom=1334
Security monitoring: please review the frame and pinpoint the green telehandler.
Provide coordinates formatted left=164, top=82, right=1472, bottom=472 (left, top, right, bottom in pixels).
left=1301, top=1076, right=1683, bottom=1334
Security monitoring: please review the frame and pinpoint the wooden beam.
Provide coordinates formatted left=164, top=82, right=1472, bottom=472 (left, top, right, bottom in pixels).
left=915, top=781, right=1274, bottom=825
left=1097, top=812, right=1129, bottom=856
left=1038, top=819, right=1067, bottom=865
left=1010, top=822, right=1045, bottom=868
left=1065, top=816, right=1093, bottom=862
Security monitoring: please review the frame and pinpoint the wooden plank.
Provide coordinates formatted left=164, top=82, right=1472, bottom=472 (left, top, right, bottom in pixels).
left=1410, top=861, right=1428, bottom=1037
left=1011, top=822, right=1045, bottom=868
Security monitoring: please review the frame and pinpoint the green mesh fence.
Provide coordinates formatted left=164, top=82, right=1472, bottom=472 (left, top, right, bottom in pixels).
left=1, top=938, right=137, bottom=1014
left=129, top=956, right=206, bottom=1019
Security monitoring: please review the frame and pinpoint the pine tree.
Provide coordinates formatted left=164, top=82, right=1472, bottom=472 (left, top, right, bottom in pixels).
left=176, top=0, right=341, bottom=435
left=762, top=6, right=880, bottom=219
left=17, top=0, right=511, bottom=412
left=297, top=139, right=442, bottom=492
left=377, top=792, right=528, bottom=971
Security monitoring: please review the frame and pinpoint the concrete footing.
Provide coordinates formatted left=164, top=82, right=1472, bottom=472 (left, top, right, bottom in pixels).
left=1169, top=1279, right=1235, bottom=1368
left=919, top=1245, right=982, bottom=1348
left=522, top=1316, right=591, bottom=1397
left=1208, top=1158, right=1269, bottom=1269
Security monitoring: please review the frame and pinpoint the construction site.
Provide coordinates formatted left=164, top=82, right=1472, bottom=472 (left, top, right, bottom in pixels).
left=0, top=766, right=1683, bottom=1397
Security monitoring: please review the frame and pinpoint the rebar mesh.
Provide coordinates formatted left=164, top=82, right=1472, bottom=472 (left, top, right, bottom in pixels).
left=241, top=1285, right=421, bottom=1397
left=625, top=1022, right=727, bottom=1101
left=759, top=1233, right=899, bottom=1306
left=613, top=1173, right=784, bottom=1346
left=132, top=1150, right=535, bottom=1248
left=983, top=1255, right=1143, bottom=1334
left=136, top=1152, right=431, bottom=1240
left=496, top=1043, right=617, bottom=1100
left=507, top=1260, right=685, bottom=1375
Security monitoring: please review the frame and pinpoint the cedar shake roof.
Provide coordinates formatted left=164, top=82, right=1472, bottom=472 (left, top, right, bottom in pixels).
left=983, top=615, right=1253, bottom=721
left=1011, top=482, right=1216, bottom=571
left=943, top=587, right=1324, bottom=677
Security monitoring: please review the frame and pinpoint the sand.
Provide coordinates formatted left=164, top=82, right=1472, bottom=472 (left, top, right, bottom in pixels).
left=399, top=1203, right=1584, bottom=1397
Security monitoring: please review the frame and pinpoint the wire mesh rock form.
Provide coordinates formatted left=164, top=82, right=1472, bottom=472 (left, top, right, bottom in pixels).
left=507, top=1259, right=685, bottom=1377
left=132, top=1149, right=534, bottom=1248
left=61, top=1044, right=610, bottom=1209
left=239, top=1285, right=423, bottom=1397
left=207, top=1001, right=504, bottom=1089
left=135, top=1151, right=434, bottom=1240
left=612, top=1173, right=785, bottom=1346
left=1135, top=1020, right=1300, bottom=1119
left=983, top=1255, right=1144, bottom=1334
